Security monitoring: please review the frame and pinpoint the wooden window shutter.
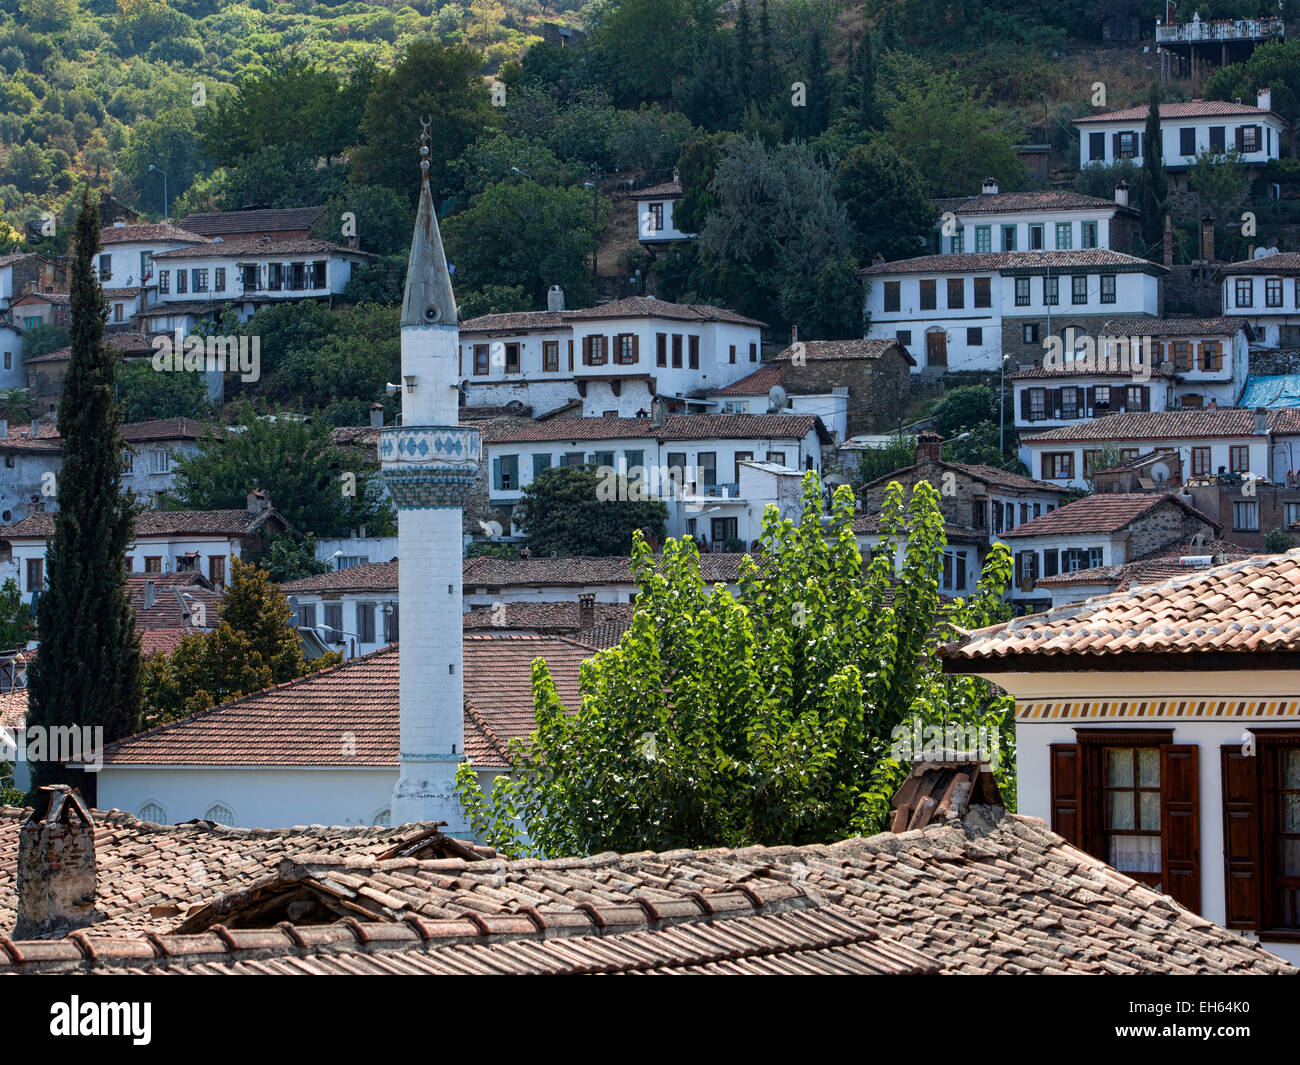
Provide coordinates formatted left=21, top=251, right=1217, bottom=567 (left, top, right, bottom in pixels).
left=631, top=334, right=639, bottom=360
left=568, top=339, right=574, bottom=371
left=1140, top=385, right=1150, bottom=411
left=1253, top=125, right=1261, bottom=149
left=1085, top=386, right=1094, bottom=412
left=1160, top=744, right=1201, bottom=913
left=582, top=335, right=591, bottom=365
left=1220, top=745, right=1262, bottom=929
left=1049, top=743, right=1084, bottom=847
left=492, top=457, right=502, bottom=491
left=1020, top=389, right=1031, bottom=419
left=1113, top=132, right=1121, bottom=157
left=1234, top=126, right=1244, bottom=151
left=1051, top=388, right=1062, bottom=417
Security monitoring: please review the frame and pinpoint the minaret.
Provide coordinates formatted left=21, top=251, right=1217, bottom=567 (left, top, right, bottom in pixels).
left=380, top=119, right=479, bottom=829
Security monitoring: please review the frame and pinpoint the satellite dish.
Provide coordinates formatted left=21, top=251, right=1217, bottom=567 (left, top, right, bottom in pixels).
left=479, top=519, right=503, bottom=540
left=823, top=472, right=848, bottom=487
left=767, top=385, right=787, bottom=412
left=1151, top=461, right=1171, bottom=483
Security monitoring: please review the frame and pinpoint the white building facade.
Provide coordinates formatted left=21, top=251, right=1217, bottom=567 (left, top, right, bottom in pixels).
left=1217, top=252, right=1300, bottom=349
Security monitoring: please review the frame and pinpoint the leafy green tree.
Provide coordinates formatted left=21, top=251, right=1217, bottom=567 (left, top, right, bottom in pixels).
left=854, top=30, right=878, bottom=131
left=168, top=402, right=394, bottom=539
left=836, top=141, right=935, bottom=263
left=672, top=132, right=724, bottom=235
left=274, top=304, right=399, bottom=409
left=261, top=532, right=329, bottom=584
left=1187, top=146, right=1251, bottom=260
left=942, top=420, right=1023, bottom=472
left=514, top=465, right=668, bottom=557
left=587, top=0, right=717, bottom=108
left=458, top=284, right=528, bottom=319
left=1207, top=40, right=1300, bottom=158
left=117, top=107, right=205, bottom=211
left=1139, top=83, right=1168, bottom=261
left=0, top=577, right=31, bottom=651
left=312, top=183, right=413, bottom=257
left=934, top=385, right=998, bottom=438
left=117, top=359, right=212, bottom=423
left=20, top=323, right=69, bottom=359
left=856, top=432, right=918, bottom=486
left=457, top=473, right=1015, bottom=856
left=791, top=22, right=831, bottom=141
left=1264, top=527, right=1294, bottom=553
left=27, top=189, right=141, bottom=792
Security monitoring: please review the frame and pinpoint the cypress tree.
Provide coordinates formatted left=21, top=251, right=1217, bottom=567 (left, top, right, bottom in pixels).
left=801, top=23, right=831, bottom=140
left=1140, top=82, right=1169, bottom=260
left=856, top=30, right=877, bottom=130
left=757, top=0, right=778, bottom=108
left=735, top=0, right=752, bottom=107
left=27, top=188, right=141, bottom=794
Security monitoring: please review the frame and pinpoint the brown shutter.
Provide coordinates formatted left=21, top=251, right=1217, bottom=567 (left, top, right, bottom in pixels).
left=631, top=334, right=639, bottom=362
left=1160, top=744, right=1200, bottom=913
left=1140, top=385, right=1150, bottom=411
left=1234, top=126, right=1244, bottom=151
left=1020, top=389, right=1031, bottom=420
left=568, top=339, right=574, bottom=371
left=1113, top=132, right=1121, bottom=157
left=1221, top=745, right=1261, bottom=929
left=1050, top=744, right=1084, bottom=847
left=581, top=335, right=591, bottom=365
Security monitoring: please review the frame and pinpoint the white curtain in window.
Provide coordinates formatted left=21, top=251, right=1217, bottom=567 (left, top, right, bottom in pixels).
left=1109, top=834, right=1161, bottom=874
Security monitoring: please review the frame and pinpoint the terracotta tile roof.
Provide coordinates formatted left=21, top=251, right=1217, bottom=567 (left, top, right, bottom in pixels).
left=998, top=492, right=1219, bottom=539
left=281, top=560, right=398, bottom=594
left=628, top=181, right=684, bottom=201
left=0, top=809, right=489, bottom=938
left=0, top=688, right=25, bottom=730
left=1073, top=100, right=1276, bottom=123
left=98, top=636, right=591, bottom=771
left=942, top=549, right=1300, bottom=663
left=2, top=508, right=278, bottom=540
left=18, top=806, right=1279, bottom=975
left=862, top=250, right=1165, bottom=276
left=178, top=206, right=325, bottom=237
left=852, top=514, right=987, bottom=542
left=459, top=310, right=565, bottom=334
left=481, top=417, right=658, bottom=444
left=710, top=365, right=782, bottom=396
left=1214, top=251, right=1300, bottom=276
left=1022, top=408, right=1300, bottom=443
left=0, top=252, right=44, bottom=269
left=659, top=412, right=826, bottom=441
left=23, top=331, right=156, bottom=364
left=1099, top=315, right=1248, bottom=337
left=935, top=190, right=1134, bottom=215
left=463, top=553, right=749, bottom=587
left=11, top=291, right=70, bottom=305
left=771, top=338, right=915, bottom=366
left=861, top=460, right=1069, bottom=497
left=1008, top=362, right=1174, bottom=381
left=99, top=223, right=211, bottom=245
left=564, top=296, right=765, bottom=328
left=1035, top=539, right=1256, bottom=589
left=134, top=300, right=231, bottom=318
left=152, top=239, right=374, bottom=260
left=139, top=628, right=191, bottom=656
left=462, top=600, right=633, bottom=634
left=329, top=426, right=380, bottom=448
left=127, top=573, right=222, bottom=630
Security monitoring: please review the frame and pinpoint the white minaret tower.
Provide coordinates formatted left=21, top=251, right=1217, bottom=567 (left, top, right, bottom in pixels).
left=380, top=118, right=478, bottom=830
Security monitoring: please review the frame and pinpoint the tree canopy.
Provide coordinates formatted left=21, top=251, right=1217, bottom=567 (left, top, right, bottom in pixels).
left=513, top=464, right=668, bottom=557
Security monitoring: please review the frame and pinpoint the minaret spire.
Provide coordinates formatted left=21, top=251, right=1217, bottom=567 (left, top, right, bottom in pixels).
left=401, top=115, right=458, bottom=329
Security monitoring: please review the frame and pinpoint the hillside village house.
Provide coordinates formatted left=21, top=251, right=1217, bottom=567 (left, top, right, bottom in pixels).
left=0, top=322, right=22, bottom=393
left=1033, top=538, right=1250, bottom=609
left=762, top=338, right=913, bottom=438
left=941, top=550, right=1300, bottom=965
left=932, top=180, right=1141, bottom=257
left=630, top=175, right=695, bottom=247
left=1216, top=251, right=1300, bottom=349
left=0, top=251, right=57, bottom=312
left=1073, top=93, right=1285, bottom=186
left=708, top=365, right=849, bottom=438
left=1020, top=407, right=1300, bottom=490
left=178, top=205, right=326, bottom=243
left=9, top=291, right=70, bottom=332
left=997, top=492, right=1221, bottom=609
left=458, top=296, right=765, bottom=417
left=92, top=221, right=212, bottom=290
left=852, top=512, right=987, bottom=598
left=862, top=250, right=1164, bottom=374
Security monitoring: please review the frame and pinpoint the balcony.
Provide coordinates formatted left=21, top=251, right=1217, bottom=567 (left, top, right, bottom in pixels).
left=1155, top=17, right=1283, bottom=44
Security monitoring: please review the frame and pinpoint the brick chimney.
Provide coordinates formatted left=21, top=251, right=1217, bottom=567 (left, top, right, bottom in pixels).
left=246, top=489, right=268, bottom=514
left=578, top=593, right=595, bottom=629
left=14, top=785, right=98, bottom=939
left=917, top=431, right=943, bottom=464
left=1200, top=215, right=1215, bottom=262
left=1163, top=216, right=1173, bottom=268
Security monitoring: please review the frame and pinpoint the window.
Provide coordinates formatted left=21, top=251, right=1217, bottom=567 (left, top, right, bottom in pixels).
left=121, top=450, right=133, bottom=474
left=1089, top=131, right=1105, bottom=161
left=749, top=342, right=757, bottom=363
left=919, top=280, right=937, bottom=310
left=1028, top=388, right=1046, bottom=421
left=493, top=455, right=519, bottom=491
left=883, top=281, right=900, bottom=312
left=1210, top=126, right=1226, bottom=154
left=1267, top=278, right=1283, bottom=308
left=214, top=267, right=225, bottom=292
left=1171, top=340, right=1192, bottom=372
left=158, top=270, right=169, bottom=294
left=1043, top=452, right=1074, bottom=479
left=1125, top=385, right=1148, bottom=411
left=973, top=277, right=991, bottom=308
left=1222, top=734, right=1300, bottom=932
left=1022, top=323, right=1039, bottom=344
left=1192, top=447, right=1211, bottom=477
left=357, top=603, right=376, bottom=644
left=25, top=558, right=41, bottom=593
left=1071, top=275, right=1088, bottom=305
left=590, top=450, right=615, bottom=469
left=649, top=203, right=664, bottom=231
left=1234, top=500, right=1259, bottom=531
left=1286, top=503, right=1300, bottom=527
left=295, top=602, right=317, bottom=631
left=671, top=334, right=683, bottom=368
left=138, top=802, right=167, bottom=823
left=947, top=278, right=964, bottom=309
left=149, top=449, right=170, bottom=475
left=209, top=555, right=225, bottom=586
left=656, top=333, right=667, bottom=367
left=896, top=330, right=912, bottom=345
left=192, top=268, right=208, bottom=293
left=1230, top=445, right=1250, bottom=473
left=561, top=451, right=585, bottom=467
left=1015, top=550, right=1038, bottom=585
left=732, top=450, right=753, bottom=484
left=1240, top=125, right=1260, bottom=153
left=176, top=270, right=187, bottom=294
left=144, top=557, right=162, bottom=574
left=1002, top=225, right=1017, bottom=252
left=698, top=452, right=717, bottom=486
left=971, top=500, right=987, bottom=530
left=324, top=604, right=343, bottom=643
left=204, top=804, right=235, bottom=825
left=688, top=335, right=699, bottom=369
left=1043, top=275, right=1058, bottom=306
left=504, top=343, right=520, bottom=373
left=1236, top=278, right=1253, bottom=307
left=950, top=228, right=964, bottom=254
left=765, top=450, right=786, bottom=467
left=584, top=335, right=608, bottom=366
left=1102, top=747, right=1163, bottom=880
left=1201, top=341, right=1222, bottom=371
left=625, top=450, right=645, bottom=477
left=966, top=327, right=982, bottom=346
left=1179, top=127, right=1196, bottom=156
left=473, top=344, right=489, bottom=375
left=1081, top=222, right=1098, bottom=249
left=98, top=253, right=111, bottom=280
left=614, top=334, right=638, bottom=365
left=532, top=453, right=552, bottom=476
left=543, top=341, right=559, bottom=372
left=974, top=226, right=991, bottom=253
left=941, top=550, right=969, bottom=593
left=1117, top=131, right=1137, bottom=158
left=1029, top=225, right=1043, bottom=250
left=729, top=345, right=736, bottom=364
left=383, top=603, right=399, bottom=644
left=711, top=517, right=738, bottom=544
left=1015, top=277, right=1031, bottom=307
left=1055, top=223, right=1072, bottom=250
left=1094, top=385, right=1111, bottom=412
left=1100, top=275, right=1116, bottom=303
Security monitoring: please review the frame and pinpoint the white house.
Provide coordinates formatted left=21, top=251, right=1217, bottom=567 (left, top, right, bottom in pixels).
left=941, top=550, right=1300, bottom=965
left=1216, top=251, right=1300, bottom=349
left=0, top=321, right=23, bottom=391
left=1074, top=92, right=1285, bottom=186
left=630, top=175, right=694, bottom=246
left=863, top=250, right=1163, bottom=373
left=1019, top=407, right=1300, bottom=490
left=459, top=295, right=765, bottom=417
left=281, top=559, right=400, bottom=660
left=852, top=513, right=986, bottom=599
left=93, top=221, right=212, bottom=290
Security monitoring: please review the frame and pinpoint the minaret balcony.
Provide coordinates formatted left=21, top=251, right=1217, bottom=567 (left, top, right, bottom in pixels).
left=379, top=425, right=480, bottom=509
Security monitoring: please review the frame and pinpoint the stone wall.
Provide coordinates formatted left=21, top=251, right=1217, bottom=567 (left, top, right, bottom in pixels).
left=1001, top=313, right=1123, bottom=366
left=1163, top=265, right=1222, bottom=317
left=1247, top=347, right=1300, bottom=376
left=859, top=457, right=980, bottom=529
left=1185, top=481, right=1300, bottom=551
left=1127, top=501, right=1216, bottom=558
left=779, top=351, right=911, bottom=435
left=14, top=788, right=99, bottom=939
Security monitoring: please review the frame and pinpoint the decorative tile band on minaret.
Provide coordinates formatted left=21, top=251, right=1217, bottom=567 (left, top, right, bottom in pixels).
left=382, top=118, right=478, bottom=830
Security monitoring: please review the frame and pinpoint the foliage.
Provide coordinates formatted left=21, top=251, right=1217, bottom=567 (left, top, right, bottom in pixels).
left=117, top=358, right=212, bottom=423
left=514, top=464, right=668, bottom=557
left=1082, top=442, right=1130, bottom=491
left=456, top=473, right=1016, bottom=856
left=27, top=189, right=141, bottom=791
left=1187, top=146, right=1251, bottom=260
left=856, top=432, right=918, bottom=487
left=836, top=140, right=935, bottom=263
left=0, top=577, right=31, bottom=651
left=1139, top=83, right=1168, bottom=261
left=21, top=323, right=70, bottom=359
left=933, top=386, right=998, bottom=438
left=1264, top=527, right=1293, bottom=554
left=261, top=532, right=329, bottom=583
left=941, top=420, right=1023, bottom=472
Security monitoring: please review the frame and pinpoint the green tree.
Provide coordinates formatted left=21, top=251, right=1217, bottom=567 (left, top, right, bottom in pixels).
left=836, top=140, right=935, bottom=263
left=27, top=189, right=141, bottom=792
left=856, top=432, right=919, bottom=486
left=167, top=402, right=394, bottom=539
left=1139, top=83, right=1168, bottom=260
left=0, top=577, right=31, bottom=651
left=312, top=183, right=413, bottom=257
left=854, top=30, right=878, bottom=131
left=1264, top=527, right=1294, bottom=553
left=933, top=385, right=998, bottom=438
left=791, top=22, right=831, bottom=141
left=1207, top=41, right=1300, bottom=158
left=587, top=0, right=716, bottom=108
left=19, top=323, right=69, bottom=359
left=514, top=465, right=668, bottom=557
left=117, top=359, right=212, bottom=423
left=117, top=108, right=204, bottom=212
left=457, top=473, right=1015, bottom=856
left=1187, top=146, right=1251, bottom=260
left=261, top=532, right=329, bottom=584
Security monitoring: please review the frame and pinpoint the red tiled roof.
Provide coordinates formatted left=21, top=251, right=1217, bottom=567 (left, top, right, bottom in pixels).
left=659, top=412, right=825, bottom=441
left=0, top=689, right=25, bottom=730
left=1214, top=251, right=1300, bottom=277
left=1009, top=362, right=1174, bottom=381
left=852, top=514, right=987, bottom=541
left=98, top=636, right=592, bottom=770
left=1022, top=408, right=1300, bottom=443
left=178, top=206, right=325, bottom=237
left=862, top=250, right=1164, bottom=276
left=23, top=331, right=156, bottom=364
left=711, top=365, right=782, bottom=396
left=462, top=600, right=633, bottom=634
left=1035, top=539, right=1255, bottom=588
left=564, top=297, right=765, bottom=327
left=2, top=508, right=279, bottom=540
left=942, top=549, right=1300, bottom=663
left=127, top=573, right=222, bottom=630
left=481, top=416, right=658, bottom=444
left=153, top=239, right=373, bottom=260
left=463, top=553, right=749, bottom=587
left=459, top=310, right=565, bottom=334
left=998, top=492, right=1219, bottom=539
left=99, top=223, right=211, bottom=245
left=861, top=459, right=1069, bottom=497
left=281, top=560, right=398, bottom=594
left=628, top=181, right=684, bottom=201
left=1073, top=100, right=1276, bottom=123
left=139, top=628, right=191, bottom=656
left=1099, top=316, right=1248, bottom=337
left=771, top=338, right=915, bottom=366
left=934, top=190, right=1134, bottom=215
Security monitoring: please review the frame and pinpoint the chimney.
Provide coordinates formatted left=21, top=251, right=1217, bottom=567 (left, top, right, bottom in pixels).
left=917, top=430, right=943, bottom=464
left=1258, top=88, right=1272, bottom=112
left=981, top=177, right=998, bottom=195
left=547, top=285, right=565, bottom=312
left=369, top=403, right=384, bottom=430
left=15, top=785, right=98, bottom=939
left=672, top=167, right=681, bottom=184
left=650, top=396, right=669, bottom=428
left=1254, top=407, right=1269, bottom=434
left=246, top=490, right=266, bottom=514
left=112, top=220, right=126, bottom=228
left=1163, top=215, right=1173, bottom=268
left=1114, top=180, right=1129, bottom=208
left=791, top=324, right=798, bottom=345
left=143, top=578, right=155, bottom=611
left=578, top=593, right=595, bottom=629
left=1200, top=215, right=1215, bottom=262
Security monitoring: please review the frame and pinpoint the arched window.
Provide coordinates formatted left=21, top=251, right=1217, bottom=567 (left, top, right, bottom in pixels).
left=204, top=803, right=235, bottom=825
left=371, top=808, right=391, bottom=827
left=138, top=802, right=167, bottom=824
